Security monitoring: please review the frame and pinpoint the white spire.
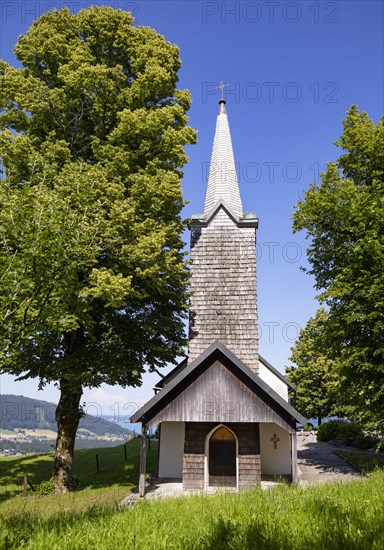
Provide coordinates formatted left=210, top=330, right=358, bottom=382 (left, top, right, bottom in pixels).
left=204, top=100, right=243, bottom=218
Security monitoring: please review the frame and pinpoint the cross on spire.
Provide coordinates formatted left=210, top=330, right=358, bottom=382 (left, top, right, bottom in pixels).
left=204, top=87, right=243, bottom=217
left=217, top=81, right=229, bottom=101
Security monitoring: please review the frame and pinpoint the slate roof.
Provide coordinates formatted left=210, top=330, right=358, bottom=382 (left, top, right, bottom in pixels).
left=132, top=341, right=306, bottom=427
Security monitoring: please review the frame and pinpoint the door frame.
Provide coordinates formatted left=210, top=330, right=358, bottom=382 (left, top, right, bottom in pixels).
left=204, top=424, right=238, bottom=491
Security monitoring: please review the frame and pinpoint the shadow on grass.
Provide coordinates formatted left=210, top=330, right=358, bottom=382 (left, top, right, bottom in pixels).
left=0, top=439, right=158, bottom=504
left=0, top=453, right=54, bottom=502
left=335, top=449, right=384, bottom=473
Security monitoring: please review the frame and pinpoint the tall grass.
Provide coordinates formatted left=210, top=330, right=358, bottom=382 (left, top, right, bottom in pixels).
left=0, top=439, right=158, bottom=517
left=1, top=470, right=384, bottom=549
left=336, top=450, right=384, bottom=473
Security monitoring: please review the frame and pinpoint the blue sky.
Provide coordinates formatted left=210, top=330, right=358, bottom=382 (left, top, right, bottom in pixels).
left=0, top=1, right=383, bottom=419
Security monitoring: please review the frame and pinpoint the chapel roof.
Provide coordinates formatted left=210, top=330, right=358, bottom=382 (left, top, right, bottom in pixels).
left=131, top=340, right=306, bottom=427
left=155, top=353, right=295, bottom=391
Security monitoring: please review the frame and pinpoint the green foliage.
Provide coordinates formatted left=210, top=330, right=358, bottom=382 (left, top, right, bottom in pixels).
left=0, top=6, right=196, bottom=384
left=293, top=106, right=384, bottom=425
left=351, top=434, right=379, bottom=451
left=0, top=6, right=196, bottom=487
left=33, top=480, right=55, bottom=495
left=317, top=420, right=346, bottom=442
left=311, top=420, right=378, bottom=449
left=286, top=308, right=342, bottom=423
left=303, top=423, right=314, bottom=432
left=337, top=422, right=363, bottom=444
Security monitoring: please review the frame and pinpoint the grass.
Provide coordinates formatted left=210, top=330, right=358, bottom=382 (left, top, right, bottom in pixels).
left=1, top=471, right=384, bottom=549
left=336, top=449, right=384, bottom=473
left=1, top=443, right=384, bottom=549
left=0, top=438, right=158, bottom=517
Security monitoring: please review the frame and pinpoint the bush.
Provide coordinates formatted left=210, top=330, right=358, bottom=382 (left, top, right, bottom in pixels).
left=303, top=423, right=314, bottom=432
left=317, top=420, right=346, bottom=442
left=352, top=434, right=379, bottom=450
left=33, top=480, right=55, bottom=495
left=337, top=422, right=363, bottom=445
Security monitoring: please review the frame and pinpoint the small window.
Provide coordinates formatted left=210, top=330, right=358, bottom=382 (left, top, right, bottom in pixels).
left=211, top=426, right=235, bottom=441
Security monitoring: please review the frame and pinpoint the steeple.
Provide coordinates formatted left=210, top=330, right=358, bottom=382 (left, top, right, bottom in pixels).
left=204, top=99, right=243, bottom=218
left=188, top=99, right=259, bottom=371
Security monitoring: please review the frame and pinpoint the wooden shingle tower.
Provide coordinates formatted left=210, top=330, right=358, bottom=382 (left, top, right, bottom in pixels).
left=132, top=98, right=305, bottom=496
left=188, top=98, right=259, bottom=371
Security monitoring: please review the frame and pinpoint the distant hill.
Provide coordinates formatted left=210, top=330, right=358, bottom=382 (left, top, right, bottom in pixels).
left=0, top=394, right=132, bottom=437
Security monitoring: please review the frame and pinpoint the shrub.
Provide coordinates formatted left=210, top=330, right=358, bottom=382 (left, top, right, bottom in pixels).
left=352, top=434, right=379, bottom=450
left=337, top=423, right=363, bottom=445
left=304, top=423, right=314, bottom=432
left=33, top=480, right=55, bottom=495
left=317, top=420, right=346, bottom=442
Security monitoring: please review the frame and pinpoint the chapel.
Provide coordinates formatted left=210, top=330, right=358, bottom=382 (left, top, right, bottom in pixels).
left=131, top=98, right=305, bottom=495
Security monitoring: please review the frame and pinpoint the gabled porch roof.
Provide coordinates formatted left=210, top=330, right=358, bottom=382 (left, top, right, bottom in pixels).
left=131, top=341, right=306, bottom=427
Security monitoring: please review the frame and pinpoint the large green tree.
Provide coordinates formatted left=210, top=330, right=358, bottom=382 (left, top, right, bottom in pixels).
left=285, top=308, right=341, bottom=425
left=293, top=106, right=384, bottom=424
left=0, top=7, right=196, bottom=491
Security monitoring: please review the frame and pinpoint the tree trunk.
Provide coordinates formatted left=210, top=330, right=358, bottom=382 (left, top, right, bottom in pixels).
left=317, top=415, right=322, bottom=427
left=53, top=378, right=83, bottom=493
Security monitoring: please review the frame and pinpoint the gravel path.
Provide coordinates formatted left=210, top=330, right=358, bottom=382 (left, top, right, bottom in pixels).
left=297, top=433, right=360, bottom=486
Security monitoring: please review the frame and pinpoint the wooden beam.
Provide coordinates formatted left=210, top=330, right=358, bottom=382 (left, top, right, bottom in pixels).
left=290, top=431, right=298, bottom=483
left=139, top=425, right=147, bottom=497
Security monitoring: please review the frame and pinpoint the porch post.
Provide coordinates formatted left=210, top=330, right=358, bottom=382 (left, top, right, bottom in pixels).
left=139, top=425, right=147, bottom=497
left=290, top=431, right=299, bottom=483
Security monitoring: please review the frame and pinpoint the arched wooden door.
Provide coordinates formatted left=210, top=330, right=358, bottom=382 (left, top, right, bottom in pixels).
left=208, top=426, right=236, bottom=487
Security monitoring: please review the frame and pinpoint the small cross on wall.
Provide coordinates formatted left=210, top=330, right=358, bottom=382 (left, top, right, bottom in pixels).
left=270, top=433, right=280, bottom=450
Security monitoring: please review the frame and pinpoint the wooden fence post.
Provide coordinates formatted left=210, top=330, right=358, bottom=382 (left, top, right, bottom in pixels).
left=23, top=475, right=28, bottom=497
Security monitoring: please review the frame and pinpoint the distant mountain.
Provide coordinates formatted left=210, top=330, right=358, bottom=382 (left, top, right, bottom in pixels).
left=0, top=394, right=132, bottom=437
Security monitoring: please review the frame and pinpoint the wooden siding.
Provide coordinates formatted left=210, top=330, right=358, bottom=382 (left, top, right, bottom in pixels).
left=189, top=208, right=259, bottom=372
left=183, top=423, right=208, bottom=490
left=182, top=422, right=261, bottom=490
left=146, top=360, right=292, bottom=432
left=237, top=423, right=261, bottom=488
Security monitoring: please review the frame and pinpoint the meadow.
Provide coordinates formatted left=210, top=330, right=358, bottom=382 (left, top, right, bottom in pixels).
left=1, top=440, right=384, bottom=549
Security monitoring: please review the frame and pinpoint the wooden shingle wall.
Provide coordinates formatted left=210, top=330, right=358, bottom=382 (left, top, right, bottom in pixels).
left=183, top=423, right=210, bottom=490
left=182, top=422, right=261, bottom=490
left=189, top=208, right=259, bottom=373
left=236, top=423, right=261, bottom=488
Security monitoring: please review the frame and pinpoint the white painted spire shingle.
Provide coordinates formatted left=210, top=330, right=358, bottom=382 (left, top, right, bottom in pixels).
left=204, top=100, right=243, bottom=218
